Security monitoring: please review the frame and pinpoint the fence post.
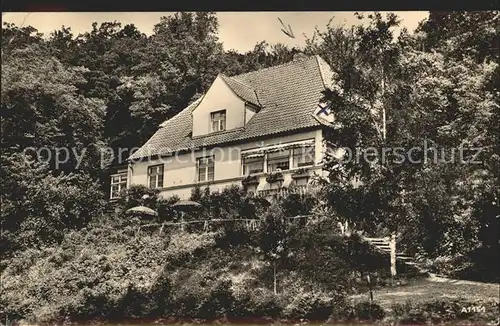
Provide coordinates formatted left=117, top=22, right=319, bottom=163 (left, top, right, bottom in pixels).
left=390, top=233, right=397, bottom=278
left=180, top=212, right=185, bottom=232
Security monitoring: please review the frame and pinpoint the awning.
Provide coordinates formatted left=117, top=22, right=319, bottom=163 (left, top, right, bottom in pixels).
left=244, top=153, right=265, bottom=159
left=241, top=139, right=315, bottom=157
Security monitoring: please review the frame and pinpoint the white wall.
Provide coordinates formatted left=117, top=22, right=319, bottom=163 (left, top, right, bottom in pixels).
left=192, top=76, right=246, bottom=137
left=129, top=129, right=325, bottom=199
left=245, top=104, right=257, bottom=124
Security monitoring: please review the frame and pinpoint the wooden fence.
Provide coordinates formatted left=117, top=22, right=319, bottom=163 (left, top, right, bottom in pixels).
left=137, top=214, right=403, bottom=277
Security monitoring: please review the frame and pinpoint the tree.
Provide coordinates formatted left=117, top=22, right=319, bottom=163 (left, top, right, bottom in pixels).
left=0, top=153, right=106, bottom=254
left=1, top=22, right=43, bottom=55
left=1, top=43, right=108, bottom=254
left=416, top=11, right=499, bottom=63
left=136, top=12, right=225, bottom=111
left=305, top=13, right=410, bottom=236
left=304, top=12, right=499, bottom=270
left=1, top=45, right=106, bottom=174
left=258, top=204, right=296, bottom=294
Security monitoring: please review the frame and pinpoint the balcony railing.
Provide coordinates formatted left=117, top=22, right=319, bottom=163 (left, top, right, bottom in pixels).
left=257, top=184, right=308, bottom=198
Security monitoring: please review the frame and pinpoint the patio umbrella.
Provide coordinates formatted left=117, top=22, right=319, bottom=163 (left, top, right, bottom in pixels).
left=172, top=200, right=202, bottom=231
left=172, top=200, right=202, bottom=209
left=126, top=205, right=158, bottom=217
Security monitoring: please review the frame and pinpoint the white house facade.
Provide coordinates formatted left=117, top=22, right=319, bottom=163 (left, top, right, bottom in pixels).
left=113, top=55, right=339, bottom=200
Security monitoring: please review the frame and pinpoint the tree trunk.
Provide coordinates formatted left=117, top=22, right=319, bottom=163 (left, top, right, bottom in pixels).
left=273, top=261, right=277, bottom=295
left=390, top=233, right=397, bottom=279
left=366, top=273, right=374, bottom=303
left=381, top=64, right=387, bottom=142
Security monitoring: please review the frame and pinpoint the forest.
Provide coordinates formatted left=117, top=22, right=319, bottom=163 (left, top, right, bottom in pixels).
left=1, top=11, right=499, bottom=325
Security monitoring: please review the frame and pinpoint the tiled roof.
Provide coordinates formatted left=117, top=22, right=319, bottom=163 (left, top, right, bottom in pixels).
left=129, top=55, right=333, bottom=160
left=219, top=74, right=261, bottom=107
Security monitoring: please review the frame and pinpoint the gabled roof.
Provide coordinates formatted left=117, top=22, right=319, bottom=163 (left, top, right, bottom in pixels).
left=129, top=55, right=334, bottom=160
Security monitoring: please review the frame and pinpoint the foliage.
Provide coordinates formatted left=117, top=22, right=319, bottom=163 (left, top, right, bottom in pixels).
left=1, top=45, right=106, bottom=174
left=289, top=223, right=388, bottom=292
left=352, top=301, right=386, bottom=321
left=0, top=153, right=106, bottom=256
left=1, top=22, right=44, bottom=55
left=188, top=185, right=269, bottom=223
left=241, top=174, right=259, bottom=186
left=114, top=184, right=180, bottom=222
left=279, top=191, right=319, bottom=218
left=116, top=184, right=161, bottom=209
left=2, top=11, right=499, bottom=324
left=416, top=11, right=499, bottom=63
left=1, top=194, right=429, bottom=325
left=0, top=216, right=172, bottom=323
left=265, top=171, right=284, bottom=183
left=303, top=11, right=499, bottom=282
left=280, top=276, right=345, bottom=322
left=258, top=204, right=296, bottom=265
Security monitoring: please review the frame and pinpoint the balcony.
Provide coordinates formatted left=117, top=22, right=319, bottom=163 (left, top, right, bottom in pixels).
left=257, top=184, right=308, bottom=198
left=240, top=166, right=319, bottom=199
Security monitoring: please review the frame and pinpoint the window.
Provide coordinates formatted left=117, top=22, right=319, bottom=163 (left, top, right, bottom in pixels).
left=293, top=145, right=315, bottom=168
left=211, top=110, right=226, bottom=132
left=267, top=150, right=290, bottom=172
left=243, top=155, right=264, bottom=175
left=197, top=156, right=215, bottom=182
left=110, top=173, right=127, bottom=199
left=148, top=165, right=164, bottom=189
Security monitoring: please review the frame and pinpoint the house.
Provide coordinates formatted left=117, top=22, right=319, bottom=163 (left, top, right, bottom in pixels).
left=116, top=54, right=340, bottom=200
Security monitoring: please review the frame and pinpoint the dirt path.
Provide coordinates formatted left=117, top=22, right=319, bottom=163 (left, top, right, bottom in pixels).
left=350, top=275, right=499, bottom=310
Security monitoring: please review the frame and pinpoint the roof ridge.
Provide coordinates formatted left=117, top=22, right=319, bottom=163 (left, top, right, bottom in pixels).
left=314, top=54, right=336, bottom=91
left=222, top=74, right=253, bottom=89
left=232, top=55, right=318, bottom=79
left=227, top=76, right=263, bottom=107
left=219, top=74, right=262, bottom=107
left=314, top=55, right=328, bottom=90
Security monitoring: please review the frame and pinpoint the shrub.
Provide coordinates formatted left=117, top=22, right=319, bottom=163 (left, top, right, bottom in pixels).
left=352, top=301, right=386, bottom=321
left=197, top=277, right=235, bottom=320
left=282, top=289, right=335, bottom=322
left=165, top=231, right=216, bottom=266
left=1, top=162, right=106, bottom=254
left=168, top=265, right=235, bottom=320
left=116, top=184, right=161, bottom=210
left=214, top=222, right=259, bottom=249
left=287, top=226, right=386, bottom=292
left=231, top=287, right=283, bottom=320
left=280, top=191, right=319, bottom=217
left=279, top=274, right=348, bottom=322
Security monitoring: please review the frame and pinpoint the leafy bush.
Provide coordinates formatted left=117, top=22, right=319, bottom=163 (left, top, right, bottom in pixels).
left=287, top=224, right=388, bottom=292
left=168, top=265, right=234, bottom=320
left=427, top=249, right=500, bottom=283
left=231, top=287, right=283, bottom=320
left=279, top=191, right=319, bottom=218
left=1, top=154, right=106, bottom=255
left=0, top=216, right=171, bottom=324
left=116, top=184, right=179, bottom=222
left=188, top=184, right=269, bottom=223
left=214, top=221, right=260, bottom=249
left=352, top=301, right=386, bottom=321
left=282, top=288, right=335, bottom=322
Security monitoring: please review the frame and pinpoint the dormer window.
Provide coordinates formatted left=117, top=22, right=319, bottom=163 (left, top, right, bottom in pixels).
left=211, top=110, right=226, bottom=132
